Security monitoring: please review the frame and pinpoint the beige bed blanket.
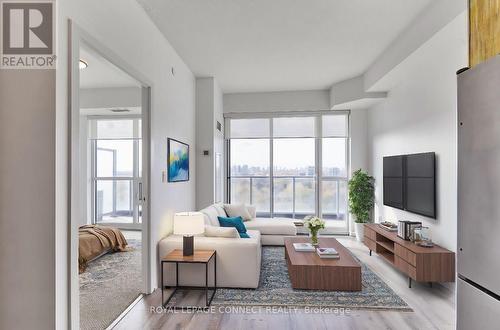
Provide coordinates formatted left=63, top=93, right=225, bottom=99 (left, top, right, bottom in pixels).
left=78, top=225, right=129, bottom=273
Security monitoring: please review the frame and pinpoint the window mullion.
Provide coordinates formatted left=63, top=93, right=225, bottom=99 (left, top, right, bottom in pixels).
left=269, top=118, right=274, bottom=218
left=316, top=115, right=322, bottom=219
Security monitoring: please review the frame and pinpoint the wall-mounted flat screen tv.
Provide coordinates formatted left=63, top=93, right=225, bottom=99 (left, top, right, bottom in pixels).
left=383, top=156, right=404, bottom=209
left=383, top=152, right=436, bottom=219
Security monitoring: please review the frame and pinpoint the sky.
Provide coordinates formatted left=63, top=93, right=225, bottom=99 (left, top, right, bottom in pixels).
left=230, top=137, right=346, bottom=170
left=229, top=115, right=347, bottom=170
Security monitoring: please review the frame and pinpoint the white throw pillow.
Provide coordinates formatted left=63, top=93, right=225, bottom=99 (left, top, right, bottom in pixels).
left=224, top=203, right=252, bottom=221
left=246, top=205, right=257, bottom=219
left=205, top=225, right=239, bottom=238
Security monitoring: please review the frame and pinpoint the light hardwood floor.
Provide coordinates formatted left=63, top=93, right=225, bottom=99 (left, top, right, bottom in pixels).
left=113, top=237, right=455, bottom=330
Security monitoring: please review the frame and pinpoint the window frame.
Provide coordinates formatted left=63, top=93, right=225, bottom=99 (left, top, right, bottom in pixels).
left=225, top=111, right=350, bottom=232
left=89, top=116, right=143, bottom=229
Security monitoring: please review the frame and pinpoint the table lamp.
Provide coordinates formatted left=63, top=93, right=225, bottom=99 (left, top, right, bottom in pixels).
left=173, top=212, right=205, bottom=256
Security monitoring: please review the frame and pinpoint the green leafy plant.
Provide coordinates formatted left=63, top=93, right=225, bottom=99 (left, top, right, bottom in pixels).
left=348, top=169, right=375, bottom=223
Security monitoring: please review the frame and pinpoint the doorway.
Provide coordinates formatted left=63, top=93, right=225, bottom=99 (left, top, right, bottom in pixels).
left=69, top=22, right=151, bottom=330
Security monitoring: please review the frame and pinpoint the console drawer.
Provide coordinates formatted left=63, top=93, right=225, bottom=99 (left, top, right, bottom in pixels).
left=364, top=237, right=376, bottom=251
left=364, top=226, right=376, bottom=241
left=395, top=256, right=417, bottom=279
left=395, top=243, right=417, bottom=266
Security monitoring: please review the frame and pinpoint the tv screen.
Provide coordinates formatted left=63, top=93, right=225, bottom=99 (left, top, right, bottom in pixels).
left=405, top=152, right=436, bottom=218
left=383, top=156, right=404, bottom=209
left=383, top=152, right=436, bottom=219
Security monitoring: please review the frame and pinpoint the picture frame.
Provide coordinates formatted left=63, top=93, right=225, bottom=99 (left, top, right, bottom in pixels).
left=167, top=138, right=189, bottom=182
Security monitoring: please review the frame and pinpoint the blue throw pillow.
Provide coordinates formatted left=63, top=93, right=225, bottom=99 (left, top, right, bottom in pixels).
left=239, top=232, right=250, bottom=238
left=217, top=216, right=247, bottom=235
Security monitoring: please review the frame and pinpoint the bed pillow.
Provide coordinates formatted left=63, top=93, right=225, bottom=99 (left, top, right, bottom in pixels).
left=217, top=216, right=249, bottom=238
left=205, top=225, right=239, bottom=238
left=223, top=204, right=252, bottom=221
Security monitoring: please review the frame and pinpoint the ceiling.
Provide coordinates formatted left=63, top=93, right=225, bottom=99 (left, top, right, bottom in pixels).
left=139, top=0, right=433, bottom=93
left=79, top=45, right=139, bottom=89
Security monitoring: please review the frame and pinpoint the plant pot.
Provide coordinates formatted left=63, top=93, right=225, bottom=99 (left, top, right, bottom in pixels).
left=354, top=222, right=365, bottom=242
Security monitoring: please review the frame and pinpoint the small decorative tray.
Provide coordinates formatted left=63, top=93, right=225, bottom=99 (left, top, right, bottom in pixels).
left=416, top=241, right=434, bottom=248
left=379, top=222, right=397, bottom=232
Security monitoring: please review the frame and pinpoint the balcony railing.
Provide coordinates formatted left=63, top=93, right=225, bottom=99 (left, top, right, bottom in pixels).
left=229, top=175, right=347, bottom=221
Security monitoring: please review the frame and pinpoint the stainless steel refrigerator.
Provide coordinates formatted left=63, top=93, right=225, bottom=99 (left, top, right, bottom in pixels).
left=457, top=54, right=500, bottom=329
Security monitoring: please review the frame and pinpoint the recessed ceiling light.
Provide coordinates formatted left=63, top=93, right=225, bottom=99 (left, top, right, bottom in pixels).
left=79, top=59, right=88, bottom=70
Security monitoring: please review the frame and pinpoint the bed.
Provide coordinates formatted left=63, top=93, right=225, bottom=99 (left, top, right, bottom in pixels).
left=78, top=225, right=129, bottom=273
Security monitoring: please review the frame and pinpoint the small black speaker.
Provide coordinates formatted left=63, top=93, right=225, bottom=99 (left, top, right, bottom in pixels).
left=183, top=235, right=194, bottom=256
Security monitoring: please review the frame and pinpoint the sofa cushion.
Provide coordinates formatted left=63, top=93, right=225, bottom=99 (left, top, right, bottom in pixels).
left=218, top=216, right=248, bottom=235
left=213, top=204, right=227, bottom=217
left=205, top=225, right=239, bottom=238
left=199, top=205, right=221, bottom=226
left=244, top=218, right=297, bottom=236
left=224, top=203, right=252, bottom=221
left=247, top=205, right=257, bottom=218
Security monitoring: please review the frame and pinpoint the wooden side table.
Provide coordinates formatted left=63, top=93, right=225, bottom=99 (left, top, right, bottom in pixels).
left=160, top=249, right=216, bottom=309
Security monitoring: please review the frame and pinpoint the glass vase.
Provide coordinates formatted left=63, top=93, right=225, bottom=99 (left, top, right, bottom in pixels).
left=310, top=230, right=319, bottom=246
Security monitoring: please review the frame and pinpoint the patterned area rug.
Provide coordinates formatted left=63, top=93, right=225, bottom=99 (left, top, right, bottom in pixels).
left=80, top=239, right=142, bottom=330
left=213, top=246, right=411, bottom=311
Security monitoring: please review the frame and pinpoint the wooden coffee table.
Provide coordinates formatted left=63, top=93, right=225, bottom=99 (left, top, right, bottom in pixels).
left=284, top=237, right=362, bottom=291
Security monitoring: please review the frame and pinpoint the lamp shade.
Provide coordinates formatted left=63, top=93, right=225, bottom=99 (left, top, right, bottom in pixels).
left=173, top=212, right=205, bottom=235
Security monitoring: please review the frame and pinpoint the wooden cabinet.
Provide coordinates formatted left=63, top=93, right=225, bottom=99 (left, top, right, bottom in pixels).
left=364, top=224, right=455, bottom=287
left=394, top=243, right=416, bottom=267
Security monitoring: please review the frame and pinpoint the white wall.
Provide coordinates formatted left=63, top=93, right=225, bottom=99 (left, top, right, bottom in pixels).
left=0, top=70, right=56, bottom=330
left=350, top=109, right=368, bottom=174
left=79, top=115, right=90, bottom=226
left=365, top=0, right=467, bottom=91
left=56, top=1, right=197, bottom=328
left=80, top=87, right=141, bottom=109
left=224, top=89, right=330, bottom=113
left=213, top=80, right=225, bottom=203
left=366, top=12, right=468, bottom=252
left=195, top=77, right=224, bottom=209
left=349, top=108, right=369, bottom=233
left=195, top=78, right=215, bottom=209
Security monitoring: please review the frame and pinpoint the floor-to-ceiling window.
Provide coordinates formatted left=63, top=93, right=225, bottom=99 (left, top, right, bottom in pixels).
left=229, top=118, right=271, bottom=215
left=89, top=117, right=143, bottom=229
left=226, top=112, right=349, bottom=232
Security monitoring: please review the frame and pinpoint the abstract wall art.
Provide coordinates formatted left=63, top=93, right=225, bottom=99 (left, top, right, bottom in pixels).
left=167, top=138, right=189, bottom=182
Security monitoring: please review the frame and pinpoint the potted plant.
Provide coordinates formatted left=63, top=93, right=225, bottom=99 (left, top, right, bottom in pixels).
left=304, top=216, right=325, bottom=246
left=348, top=169, right=375, bottom=242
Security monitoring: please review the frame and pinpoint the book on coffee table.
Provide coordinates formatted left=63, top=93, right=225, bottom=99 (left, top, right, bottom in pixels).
left=293, top=242, right=315, bottom=252
left=316, top=247, right=340, bottom=259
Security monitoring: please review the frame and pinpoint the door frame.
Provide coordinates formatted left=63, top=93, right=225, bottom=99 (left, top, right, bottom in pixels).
left=68, top=20, right=152, bottom=330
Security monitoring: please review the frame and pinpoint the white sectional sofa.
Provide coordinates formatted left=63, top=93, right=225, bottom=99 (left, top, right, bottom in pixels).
left=158, top=203, right=298, bottom=289
left=198, top=203, right=297, bottom=245
left=244, top=218, right=297, bottom=245
left=159, top=229, right=261, bottom=288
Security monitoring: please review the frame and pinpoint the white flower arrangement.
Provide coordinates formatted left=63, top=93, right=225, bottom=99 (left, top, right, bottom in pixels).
left=304, top=216, right=325, bottom=245
left=303, top=215, right=325, bottom=231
